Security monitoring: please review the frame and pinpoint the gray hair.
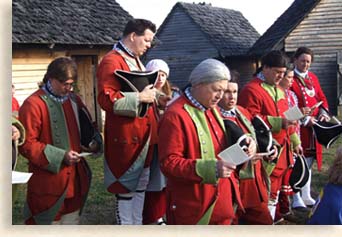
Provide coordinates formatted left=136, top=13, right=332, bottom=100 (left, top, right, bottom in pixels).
left=189, top=58, right=230, bottom=85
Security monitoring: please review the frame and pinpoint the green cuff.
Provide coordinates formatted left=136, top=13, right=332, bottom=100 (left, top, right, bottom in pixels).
left=290, top=133, right=301, bottom=149
left=113, top=92, right=139, bottom=117
left=267, top=116, right=282, bottom=133
left=195, top=159, right=218, bottom=184
left=43, top=144, right=65, bottom=174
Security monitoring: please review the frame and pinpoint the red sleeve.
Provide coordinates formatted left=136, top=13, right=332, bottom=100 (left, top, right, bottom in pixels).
left=18, top=95, right=50, bottom=168
left=96, top=52, right=130, bottom=112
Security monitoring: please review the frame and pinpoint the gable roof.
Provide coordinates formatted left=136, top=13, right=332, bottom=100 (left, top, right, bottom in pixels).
left=158, top=2, right=259, bottom=57
left=12, top=0, right=133, bottom=45
left=248, top=0, right=321, bottom=56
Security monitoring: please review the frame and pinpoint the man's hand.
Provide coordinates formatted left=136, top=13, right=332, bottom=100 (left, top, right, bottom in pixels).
left=216, top=160, right=236, bottom=178
left=12, top=125, right=20, bottom=141
left=244, top=136, right=257, bottom=158
left=138, top=84, right=156, bottom=103
left=63, top=150, right=81, bottom=166
left=294, top=144, right=304, bottom=156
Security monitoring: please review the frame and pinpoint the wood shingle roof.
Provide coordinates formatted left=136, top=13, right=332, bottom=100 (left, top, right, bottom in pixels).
left=248, top=0, right=321, bottom=56
left=162, top=2, right=260, bottom=57
left=12, top=0, right=133, bottom=45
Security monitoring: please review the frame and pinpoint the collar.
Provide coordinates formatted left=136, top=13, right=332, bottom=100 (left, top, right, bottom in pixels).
left=184, top=87, right=207, bottom=112
left=220, top=107, right=236, bottom=117
left=113, top=40, right=135, bottom=58
left=256, top=71, right=266, bottom=81
left=294, top=68, right=308, bottom=79
left=42, top=81, right=69, bottom=103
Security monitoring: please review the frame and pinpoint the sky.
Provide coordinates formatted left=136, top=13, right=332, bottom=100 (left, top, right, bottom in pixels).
left=116, top=0, right=295, bottom=34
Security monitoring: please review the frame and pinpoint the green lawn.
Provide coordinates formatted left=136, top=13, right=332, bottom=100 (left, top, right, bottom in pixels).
left=12, top=137, right=341, bottom=225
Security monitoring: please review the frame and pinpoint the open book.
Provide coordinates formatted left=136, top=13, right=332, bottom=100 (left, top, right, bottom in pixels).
left=218, top=143, right=250, bottom=166
left=12, top=171, right=32, bottom=184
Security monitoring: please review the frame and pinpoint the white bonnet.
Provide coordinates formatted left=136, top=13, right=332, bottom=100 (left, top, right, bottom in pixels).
left=146, top=59, right=170, bottom=77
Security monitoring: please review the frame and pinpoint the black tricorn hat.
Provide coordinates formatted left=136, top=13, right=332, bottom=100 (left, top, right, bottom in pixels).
left=79, top=106, right=97, bottom=148
left=289, top=154, right=309, bottom=193
left=223, top=119, right=248, bottom=150
left=251, top=115, right=274, bottom=154
left=114, top=70, right=159, bottom=92
left=313, top=120, right=342, bottom=148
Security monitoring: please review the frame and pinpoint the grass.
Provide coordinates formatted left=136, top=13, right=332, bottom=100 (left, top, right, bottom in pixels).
left=12, top=137, right=342, bottom=225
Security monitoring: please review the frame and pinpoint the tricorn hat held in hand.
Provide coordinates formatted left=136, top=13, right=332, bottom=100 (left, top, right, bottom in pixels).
left=114, top=70, right=159, bottom=92
left=313, top=120, right=342, bottom=149
left=223, top=119, right=248, bottom=150
left=251, top=115, right=274, bottom=154
left=289, top=154, right=309, bottom=193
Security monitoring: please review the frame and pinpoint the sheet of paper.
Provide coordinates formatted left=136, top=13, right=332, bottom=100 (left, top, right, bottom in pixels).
left=284, top=106, right=304, bottom=121
left=78, top=152, right=93, bottom=157
left=218, top=143, right=250, bottom=166
left=12, top=171, right=33, bottom=184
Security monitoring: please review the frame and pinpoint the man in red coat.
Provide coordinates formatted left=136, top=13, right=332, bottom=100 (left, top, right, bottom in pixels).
left=96, top=19, right=158, bottom=225
left=158, top=58, right=243, bottom=225
left=238, top=50, right=302, bottom=222
left=290, top=47, right=329, bottom=209
left=218, top=70, right=273, bottom=225
left=19, top=57, right=101, bottom=224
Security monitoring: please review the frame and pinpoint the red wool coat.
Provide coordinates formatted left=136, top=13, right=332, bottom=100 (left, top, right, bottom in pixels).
left=97, top=50, right=157, bottom=193
left=221, top=106, right=273, bottom=224
left=291, top=71, right=329, bottom=170
left=19, top=89, right=91, bottom=223
left=238, top=78, right=295, bottom=177
left=158, top=95, right=243, bottom=225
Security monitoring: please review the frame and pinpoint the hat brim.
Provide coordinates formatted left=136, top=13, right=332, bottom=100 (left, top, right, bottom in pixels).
left=289, top=154, right=309, bottom=192
left=251, top=115, right=273, bottom=153
left=313, top=121, right=342, bottom=148
left=114, top=70, right=159, bottom=92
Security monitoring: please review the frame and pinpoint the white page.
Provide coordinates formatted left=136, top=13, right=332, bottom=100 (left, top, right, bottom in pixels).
left=218, top=143, right=250, bottom=166
left=284, top=106, right=304, bottom=121
left=12, top=171, right=33, bottom=184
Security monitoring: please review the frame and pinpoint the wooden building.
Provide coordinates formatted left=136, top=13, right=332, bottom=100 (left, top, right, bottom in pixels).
left=145, top=2, right=260, bottom=89
left=249, top=0, right=342, bottom=114
left=12, top=0, right=133, bottom=128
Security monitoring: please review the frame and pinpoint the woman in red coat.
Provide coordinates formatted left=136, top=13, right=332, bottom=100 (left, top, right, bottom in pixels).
left=290, top=47, right=329, bottom=209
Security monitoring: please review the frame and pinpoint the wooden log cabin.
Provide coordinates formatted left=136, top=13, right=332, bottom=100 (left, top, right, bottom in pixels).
left=249, top=0, right=342, bottom=115
left=12, top=0, right=133, bottom=129
left=145, top=2, right=260, bottom=90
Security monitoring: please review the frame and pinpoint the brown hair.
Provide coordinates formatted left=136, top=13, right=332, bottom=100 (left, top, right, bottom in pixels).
left=42, top=57, right=77, bottom=84
left=328, top=147, right=342, bottom=185
left=123, top=19, right=156, bottom=37
left=293, top=47, right=314, bottom=62
left=161, top=80, right=172, bottom=97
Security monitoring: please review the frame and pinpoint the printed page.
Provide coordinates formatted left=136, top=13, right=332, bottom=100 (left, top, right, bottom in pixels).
left=218, top=143, right=250, bottom=166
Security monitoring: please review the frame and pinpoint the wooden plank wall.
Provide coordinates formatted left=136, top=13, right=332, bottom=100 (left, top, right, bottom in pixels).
left=12, top=58, right=52, bottom=106
left=285, top=0, right=342, bottom=114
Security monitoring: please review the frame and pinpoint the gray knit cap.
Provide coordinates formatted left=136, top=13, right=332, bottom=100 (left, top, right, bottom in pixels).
left=189, top=59, right=230, bottom=85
